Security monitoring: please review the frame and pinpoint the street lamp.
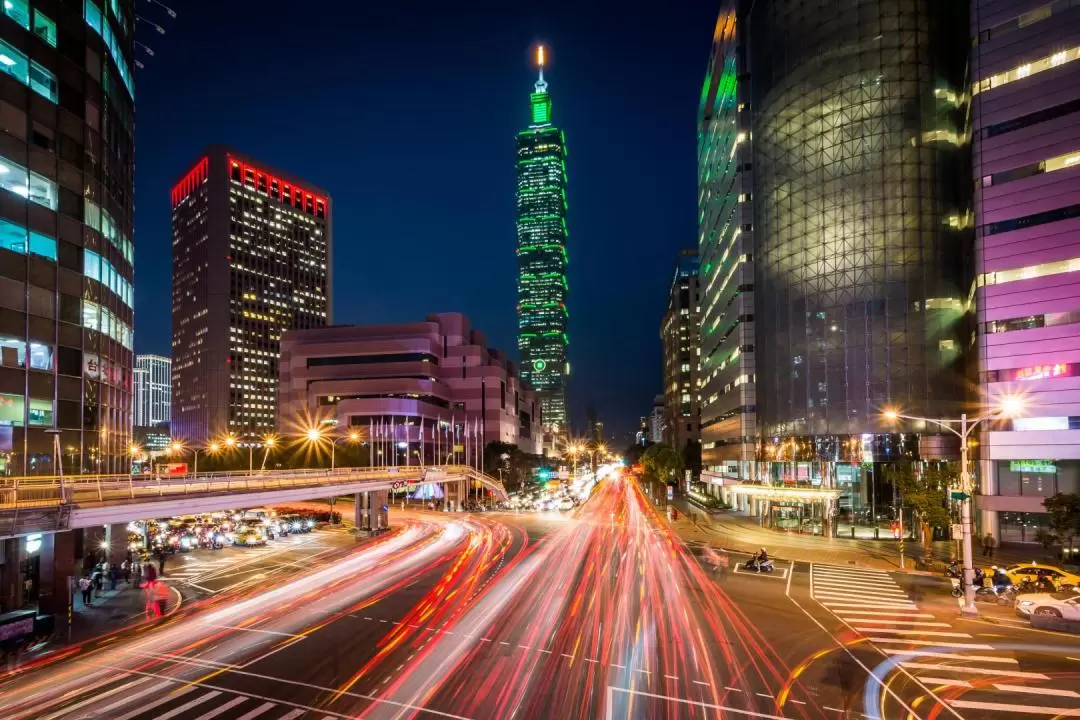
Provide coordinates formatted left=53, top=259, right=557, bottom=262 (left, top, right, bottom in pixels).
left=883, top=395, right=1023, bottom=616
left=261, top=435, right=276, bottom=471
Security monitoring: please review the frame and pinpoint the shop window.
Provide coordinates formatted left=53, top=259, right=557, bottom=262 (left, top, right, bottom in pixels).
left=32, top=10, right=56, bottom=48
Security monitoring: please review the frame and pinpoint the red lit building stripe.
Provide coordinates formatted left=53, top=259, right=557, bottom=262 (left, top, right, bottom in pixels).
left=226, top=154, right=326, bottom=215
left=170, top=156, right=209, bottom=207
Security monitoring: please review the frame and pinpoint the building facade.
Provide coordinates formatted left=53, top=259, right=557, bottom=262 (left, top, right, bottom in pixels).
left=133, top=353, right=170, bottom=428
left=516, top=48, right=569, bottom=439
left=698, top=5, right=757, bottom=484
left=972, top=0, right=1080, bottom=542
left=661, top=249, right=701, bottom=454
left=748, top=0, right=970, bottom=500
left=648, top=395, right=665, bottom=444
left=0, top=0, right=135, bottom=476
left=171, top=147, right=331, bottom=445
left=277, top=313, right=543, bottom=460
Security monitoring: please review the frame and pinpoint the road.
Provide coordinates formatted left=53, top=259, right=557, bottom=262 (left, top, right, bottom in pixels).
left=2, top=478, right=1079, bottom=719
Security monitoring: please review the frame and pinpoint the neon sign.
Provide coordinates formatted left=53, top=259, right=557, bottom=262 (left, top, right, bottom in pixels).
left=1012, top=363, right=1073, bottom=381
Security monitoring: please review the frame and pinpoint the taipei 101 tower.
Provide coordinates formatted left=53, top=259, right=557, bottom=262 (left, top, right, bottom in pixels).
left=516, top=46, right=570, bottom=443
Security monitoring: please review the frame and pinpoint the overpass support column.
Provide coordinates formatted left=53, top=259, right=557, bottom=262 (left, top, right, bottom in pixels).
left=105, top=523, right=128, bottom=565
left=371, top=490, right=389, bottom=530
left=38, top=530, right=76, bottom=634
left=354, top=493, right=363, bottom=531
left=0, top=537, right=23, bottom=611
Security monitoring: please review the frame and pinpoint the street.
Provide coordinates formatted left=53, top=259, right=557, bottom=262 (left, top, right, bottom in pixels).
left=1, top=479, right=1079, bottom=719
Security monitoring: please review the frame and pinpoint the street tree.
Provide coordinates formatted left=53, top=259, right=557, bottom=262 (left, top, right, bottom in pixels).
left=641, top=442, right=683, bottom=484
left=884, top=462, right=954, bottom=552
left=1043, top=492, right=1080, bottom=561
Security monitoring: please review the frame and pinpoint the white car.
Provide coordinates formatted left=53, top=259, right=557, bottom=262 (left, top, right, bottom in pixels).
left=1015, top=589, right=1080, bottom=619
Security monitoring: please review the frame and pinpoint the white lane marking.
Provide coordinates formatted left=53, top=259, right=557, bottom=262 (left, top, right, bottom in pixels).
left=884, top=650, right=1017, bottom=663
left=693, top=680, right=710, bottom=686
left=813, top=565, right=891, bottom=575
left=993, top=684, right=1080, bottom=698
left=920, top=678, right=972, bottom=688
left=606, top=686, right=787, bottom=720
left=202, top=623, right=303, bottom=638
left=725, top=686, right=742, bottom=692
left=855, top=629, right=971, bottom=638
left=92, top=682, right=172, bottom=718
left=156, top=691, right=222, bottom=720
left=36, top=677, right=154, bottom=720
left=864, top=638, right=992, bottom=650
left=840, top=619, right=950, bottom=627
left=948, top=700, right=1080, bottom=715
left=813, top=590, right=912, bottom=601
left=812, top=581, right=909, bottom=594
left=830, top=610, right=935, bottom=618
left=235, top=702, right=277, bottom=720
left=900, top=662, right=1048, bottom=679
left=278, top=710, right=308, bottom=720
left=821, top=602, right=918, bottom=610
left=114, top=687, right=197, bottom=720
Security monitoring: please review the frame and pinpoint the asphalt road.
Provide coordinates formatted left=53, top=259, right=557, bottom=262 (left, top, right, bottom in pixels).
left=2, top=482, right=1079, bottom=720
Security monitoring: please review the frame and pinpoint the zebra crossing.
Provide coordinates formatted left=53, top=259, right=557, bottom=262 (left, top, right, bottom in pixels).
left=811, top=564, right=1080, bottom=717
left=166, top=535, right=321, bottom=582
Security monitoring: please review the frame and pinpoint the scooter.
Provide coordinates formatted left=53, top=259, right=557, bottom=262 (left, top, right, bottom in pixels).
left=975, top=584, right=1016, bottom=605
left=744, top=556, right=775, bottom=573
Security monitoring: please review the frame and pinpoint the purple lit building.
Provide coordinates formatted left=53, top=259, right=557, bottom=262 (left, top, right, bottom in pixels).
left=972, top=1, right=1080, bottom=542
left=277, top=313, right=543, bottom=463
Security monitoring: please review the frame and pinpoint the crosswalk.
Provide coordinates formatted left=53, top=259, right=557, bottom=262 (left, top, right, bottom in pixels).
left=166, top=535, right=320, bottom=581
left=811, top=564, right=1080, bottom=717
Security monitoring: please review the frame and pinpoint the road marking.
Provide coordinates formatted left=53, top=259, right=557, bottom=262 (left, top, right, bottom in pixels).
left=279, top=710, right=307, bottom=720
left=789, top=700, right=806, bottom=705
left=693, top=680, right=710, bottom=686
left=755, top=692, right=773, bottom=698
left=821, top=602, right=918, bottom=610
left=841, top=619, right=951, bottom=626
left=884, top=650, right=1017, bottom=663
left=830, top=610, right=935, bottom=618
left=193, top=696, right=248, bottom=720
left=35, top=677, right=154, bottom=720
left=202, top=623, right=303, bottom=638
left=156, top=691, right=222, bottom=720
left=236, top=701, right=277, bottom=720
left=113, top=686, right=197, bottom=720
left=853, top=629, right=973, bottom=638
left=665, top=675, right=679, bottom=680
left=948, top=700, right=1080, bottom=715
left=864, top=638, right=992, bottom=650
left=93, top=682, right=173, bottom=718
left=725, top=686, right=741, bottom=692
left=920, top=678, right=972, bottom=688
left=993, top=684, right=1080, bottom=698
left=606, top=686, right=787, bottom=720
left=812, top=582, right=910, bottom=595
left=900, top=662, right=1048, bottom=679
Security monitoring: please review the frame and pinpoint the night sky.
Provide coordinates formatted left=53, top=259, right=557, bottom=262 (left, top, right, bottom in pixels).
left=134, top=0, right=717, bottom=437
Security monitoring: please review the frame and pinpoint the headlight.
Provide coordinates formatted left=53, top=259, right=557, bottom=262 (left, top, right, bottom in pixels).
left=1019, top=600, right=1033, bottom=606
left=306, top=520, right=315, bottom=527
left=246, top=537, right=257, bottom=545
left=291, top=522, right=301, bottom=530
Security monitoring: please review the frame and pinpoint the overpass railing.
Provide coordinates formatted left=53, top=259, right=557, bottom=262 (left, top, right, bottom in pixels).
left=0, top=465, right=506, bottom=512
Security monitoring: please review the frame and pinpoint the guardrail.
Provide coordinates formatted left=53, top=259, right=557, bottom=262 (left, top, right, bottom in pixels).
left=0, top=465, right=506, bottom=513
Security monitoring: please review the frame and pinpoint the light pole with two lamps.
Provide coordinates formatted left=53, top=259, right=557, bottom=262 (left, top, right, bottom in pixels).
left=306, top=427, right=361, bottom=471
left=883, top=395, right=1023, bottom=616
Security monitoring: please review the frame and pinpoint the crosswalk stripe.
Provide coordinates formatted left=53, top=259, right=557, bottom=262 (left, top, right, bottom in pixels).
left=815, top=565, right=891, bottom=575
left=113, top=686, right=196, bottom=720
left=156, top=691, right=222, bottom=720
left=93, top=682, right=172, bottom=717
left=812, top=583, right=910, bottom=597
left=948, top=699, right=1080, bottom=715
left=853, top=629, right=972, bottom=638
left=839, top=619, right=950, bottom=626
left=39, top=677, right=154, bottom=720
left=830, top=610, right=935, bottom=618
left=815, top=590, right=912, bottom=602
left=921, top=677, right=973, bottom=688
left=885, top=650, right=1017, bottom=663
left=235, top=701, right=277, bottom=720
left=279, top=710, right=306, bottom=720
left=993, top=684, right=1080, bottom=698
left=901, top=662, right=1048, bottom=679
left=812, top=574, right=902, bottom=586
left=822, top=602, right=918, bottom=610
left=863, top=638, right=992, bottom=649
left=193, top=696, right=248, bottom=719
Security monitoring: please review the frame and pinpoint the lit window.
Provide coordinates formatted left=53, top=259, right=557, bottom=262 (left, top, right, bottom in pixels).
left=0, top=337, right=53, bottom=370
left=2, top=0, right=29, bottom=29
left=0, top=153, right=57, bottom=209
left=32, top=10, right=56, bottom=47
left=973, top=45, right=1080, bottom=95
left=981, top=256, right=1080, bottom=286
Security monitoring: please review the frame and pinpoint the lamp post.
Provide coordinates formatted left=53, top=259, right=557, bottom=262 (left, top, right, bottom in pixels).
left=884, top=396, right=1023, bottom=616
left=261, top=436, right=276, bottom=471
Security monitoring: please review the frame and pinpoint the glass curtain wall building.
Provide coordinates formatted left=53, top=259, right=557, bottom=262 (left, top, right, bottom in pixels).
left=0, top=0, right=135, bottom=475
left=698, top=5, right=758, bottom=487
left=133, top=353, right=170, bottom=427
left=747, top=0, right=970, bottom=530
left=971, top=0, right=1080, bottom=543
left=516, top=48, right=569, bottom=438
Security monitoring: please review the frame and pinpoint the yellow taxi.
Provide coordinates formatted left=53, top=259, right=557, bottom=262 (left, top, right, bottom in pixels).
left=1004, top=562, right=1080, bottom=590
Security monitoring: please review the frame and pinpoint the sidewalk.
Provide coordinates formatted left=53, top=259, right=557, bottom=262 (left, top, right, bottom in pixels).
left=670, top=500, right=1056, bottom=572
left=69, top=580, right=182, bottom=644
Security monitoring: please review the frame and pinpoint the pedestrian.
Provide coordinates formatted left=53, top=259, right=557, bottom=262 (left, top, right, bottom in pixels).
left=78, top=575, right=93, bottom=607
left=982, top=532, right=995, bottom=558
left=144, top=562, right=157, bottom=586
left=157, top=550, right=166, bottom=577
left=131, top=558, right=142, bottom=589
left=91, top=567, right=103, bottom=598
left=121, top=559, right=131, bottom=584
left=108, top=564, right=118, bottom=591
left=153, top=581, right=169, bottom=617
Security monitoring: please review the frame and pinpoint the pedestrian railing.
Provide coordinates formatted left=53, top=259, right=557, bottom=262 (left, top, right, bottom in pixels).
left=0, top=465, right=506, bottom=514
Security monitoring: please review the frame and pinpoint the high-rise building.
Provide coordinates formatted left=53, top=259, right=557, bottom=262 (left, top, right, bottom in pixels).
left=662, top=250, right=701, bottom=454
left=171, top=147, right=331, bottom=444
left=971, top=2, right=1080, bottom=544
left=133, top=354, right=170, bottom=427
left=698, top=6, right=757, bottom=484
left=516, top=46, right=569, bottom=438
left=744, top=0, right=970, bottom=526
left=0, top=0, right=135, bottom=475
left=648, top=395, right=665, bottom=444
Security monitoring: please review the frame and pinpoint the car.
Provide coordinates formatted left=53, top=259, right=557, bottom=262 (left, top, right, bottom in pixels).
left=1004, top=563, right=1080, bottom=591
left=232, top=525, right=267, bottom=547
left=279, top=513, right=314, bottom=533
left=1015, top=589, right=1080, bottom=619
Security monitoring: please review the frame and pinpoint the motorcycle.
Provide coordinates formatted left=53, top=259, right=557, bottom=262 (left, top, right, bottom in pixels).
left=975, top=584, right=1016, bottom=605
left=744, top=556, right=775, bottom=573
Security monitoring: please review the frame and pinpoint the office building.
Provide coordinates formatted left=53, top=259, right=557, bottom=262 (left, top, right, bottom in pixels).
left=277, top=313, right=543, bottom=458
left=662, top=250, right=701, bottom=454
left=171, top=147, right=331, bottom=444
left=0, top=0, right=135, bottom=476
left=972, top=1, right=1080, bottom=543
left=516, top=46, right=570, bottom=438
left=133, top=354, right=170, bottom=428
left=697, top=6, right=757, bottom=485
left=648, top=395, right=665, bottom=444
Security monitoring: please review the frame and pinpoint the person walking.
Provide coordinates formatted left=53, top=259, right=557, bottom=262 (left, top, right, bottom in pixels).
left=144, top=562, right=157, bottom=586
left=90, top=566, right=103, bottom=598
left=131, top=558, right=142, bottom=589
left=982, top=532, right=996, bottom=558
left=108, top=564, right=118, bottom=591
left=78, top=575, right=93, bottom=607
left=156, top=549, right=166, bottom=578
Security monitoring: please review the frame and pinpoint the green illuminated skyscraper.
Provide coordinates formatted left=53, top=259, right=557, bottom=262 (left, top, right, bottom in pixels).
left=517, top=46, right=569, bottom=437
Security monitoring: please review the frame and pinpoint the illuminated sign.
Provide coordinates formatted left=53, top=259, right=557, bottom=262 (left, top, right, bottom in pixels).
left=1012, top=363, right=1073, bottom=381
left=1010, top=460, right=1056, bottom=474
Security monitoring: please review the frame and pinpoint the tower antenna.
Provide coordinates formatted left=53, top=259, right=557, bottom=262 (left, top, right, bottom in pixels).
left=535, top=45, right=548, bottom=92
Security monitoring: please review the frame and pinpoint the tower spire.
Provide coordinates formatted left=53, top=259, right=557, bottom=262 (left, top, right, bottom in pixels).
left=535, top=45, right=548, bottom=93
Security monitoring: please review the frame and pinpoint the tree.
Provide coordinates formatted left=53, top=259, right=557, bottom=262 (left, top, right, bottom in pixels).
left=884, top=462, right=954, bottom=552
left=483, top=442, right=544, bottom=492
left=623, top=441, right=653, bottom=467
left=641, top=443, right=683, bottom=484
left=1043, top=492, right=1080, bottom=561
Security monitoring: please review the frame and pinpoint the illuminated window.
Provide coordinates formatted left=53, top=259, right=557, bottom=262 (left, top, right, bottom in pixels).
left=0, top=336, right=52, bottom=370
left=0, top=217, right=54, bottom=260
left=0, top=153, right=57, bottom=209
left=973, top=45, right=1080, bottom=95
left=32, top=10, right=56, bottom=47
left=2, top=0, right=29, bottom=29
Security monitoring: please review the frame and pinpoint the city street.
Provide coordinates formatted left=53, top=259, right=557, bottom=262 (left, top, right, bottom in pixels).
left=2, top=481, right=1079, bottom=719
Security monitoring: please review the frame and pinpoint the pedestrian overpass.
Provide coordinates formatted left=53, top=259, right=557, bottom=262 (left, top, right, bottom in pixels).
left=0, top=465, right=506, bottom=540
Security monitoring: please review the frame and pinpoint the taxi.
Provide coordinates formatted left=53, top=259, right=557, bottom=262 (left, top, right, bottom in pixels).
left=1004, top=562, right=1080, bottom=590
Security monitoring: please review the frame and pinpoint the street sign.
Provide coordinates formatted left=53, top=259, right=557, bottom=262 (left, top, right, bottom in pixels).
left=950, top=491, right=969, bottom=501
left=666, top=486, right=673, bottom=500
left=950, top=523, right=963, bottom=539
